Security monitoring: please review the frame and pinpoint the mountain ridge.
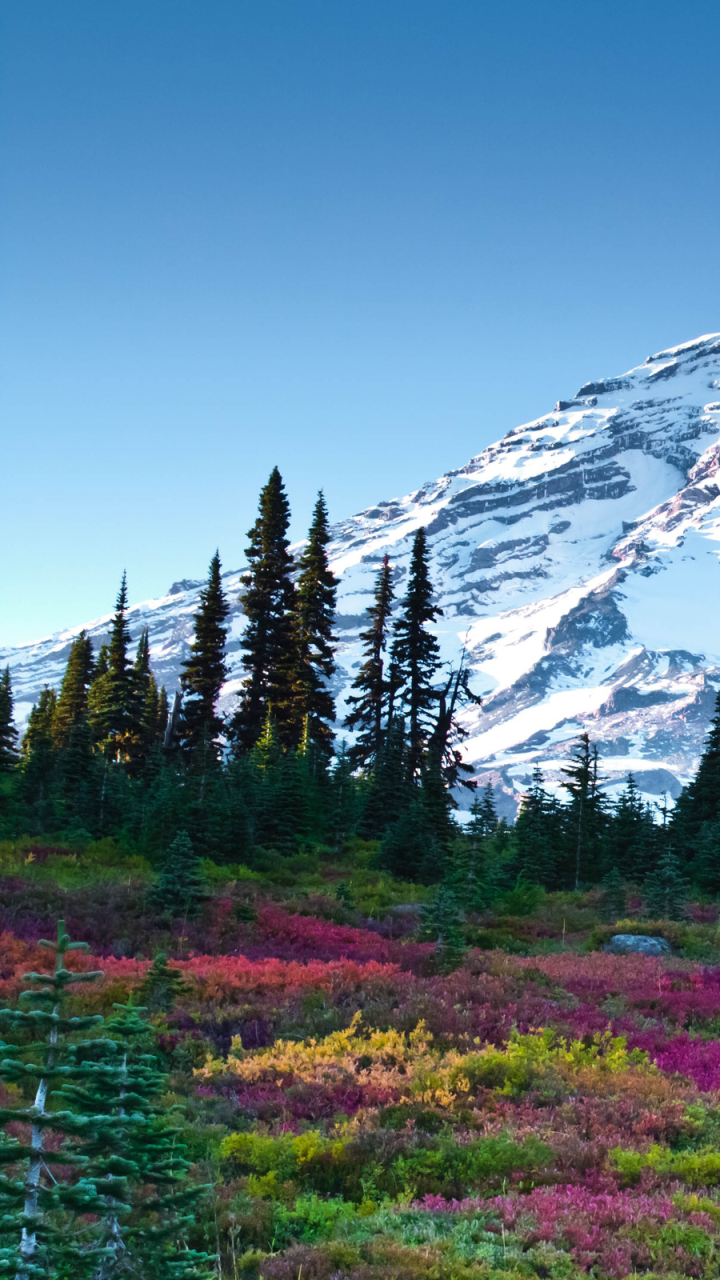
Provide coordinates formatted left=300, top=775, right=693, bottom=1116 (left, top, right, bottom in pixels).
left=5, top=332, right=720, bottom=817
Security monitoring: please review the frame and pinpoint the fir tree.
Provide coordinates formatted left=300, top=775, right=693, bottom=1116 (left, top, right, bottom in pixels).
left=470, top=783, right=498, bottom=841
left=58, top=998, right=213, bottom=1279
left=673, top=690, right=720, bottom=865
left=289, top=493, right=338, bottom=756
left=138, top=953, right=191, bottom=1014
left=390, top=528, right=442, bottom=778
left=380, top=797, right=444, bottom=884
left=560, top=733, right=607, bottom=890
left=53, top=630, right=95, bottom=749
left=420, top=884, right=466, bottom=972
left=600, top=866, right=627, bottom=922
left=644, top=849, right=688, bottom=921
left=0, top=920, right=108, bottom=1279
left=514, top=768, right=557, bottom=887
left=230, top=468, right=296, bottom=752
left=359, top=716, right=410, bottom=837
left=149, top=831, right=206, bottom=920
left=88, top=574, right=134, bottom=759
left=605, top=774, right=646, bottom=880
left=344, top=555, right=395, bottom=769
left=19, top=689, right=58, bottom=824
left=0, top=666, right=18, bottom=772
left=179, top=552, right=230, bottom=755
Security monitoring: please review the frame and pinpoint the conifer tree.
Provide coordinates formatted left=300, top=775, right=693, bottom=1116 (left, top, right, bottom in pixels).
left=19, top=689, right=58, bottom=823
left=58, top=998, right=213, bottom=1279
left=420, top=884, right=466, bottom=972
left=359, top=717, right=410, bottom=837
left=53, top=630, right=95, bottom=748
left=514, top=768, right=557, bottom=887
left=471, top=783, right=498, bottom=840
left=673, top=690, right=720, bottom=865
left=88, top=574, right=134, bottom=759
left=560, top=733, right=607, bottom=890
left=344, top=555, right=394, bottom=769
left=230, top=468, right=296, bottom=752
left=138, top=952, right=191, bottom=1013
left=148, top=831, right=206, bottom=919
left=289, top=493, right=338, bottom=756
left=643, top=849, right=688, bottom=921
left=0, top=666, right=18, bottom=772
left=605, top=774, right=646, bottom=880
left=57, top=715, right=99, bottom=830
left=179, top=552, right=230, bottom=755
left=0, top=920, right=108, bottom=1279
left=600, top=866, right=627, bottom=922
left=390, top=528, right=442, bottom=778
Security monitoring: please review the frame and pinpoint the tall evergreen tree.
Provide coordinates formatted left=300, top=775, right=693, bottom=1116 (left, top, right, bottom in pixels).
left=359, top=716, right=410, bottom=837
left=514, top=767, right=557, bottom=887
left=560, top=733, right=607, bottom=890
left=88, top=574, right=134, bottom=759
left=0, top=666, right=18, bottom=772
left=289, top=493, right=338, bottom=756
left=673, top=690, right=720, bottom=865
left=179, top=552, right=230, bottom=755
left=53, top=630, right=95, bottom=748
left=230, top=468, right=296, bottom=752
left=344, top=555, right=395, bottom=769
left=605, top=774, right=646, bottom=880
left=390, top=528, right=442, bottom=778
left=19, top=689, right=58, bottom=823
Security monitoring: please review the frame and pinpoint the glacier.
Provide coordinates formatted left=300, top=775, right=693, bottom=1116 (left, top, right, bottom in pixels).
left=4, top=333, right=720, bottom=818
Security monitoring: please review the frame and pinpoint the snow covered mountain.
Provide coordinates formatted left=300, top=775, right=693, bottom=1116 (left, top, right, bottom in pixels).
left=5, top=333, right=720, bottom=817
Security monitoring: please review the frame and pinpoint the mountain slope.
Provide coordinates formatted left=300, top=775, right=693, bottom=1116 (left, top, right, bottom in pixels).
left=5, top=333, right=720, bottom=815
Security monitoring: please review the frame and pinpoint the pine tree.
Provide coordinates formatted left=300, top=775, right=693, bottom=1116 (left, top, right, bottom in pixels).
left=179, top=552, right=230, bottom=755
left=88, top=574, right=135, bottom=759
left=230, top=468, right=297, bottom=752
left=0, top=666, right=18, bottom=772
left=420, top=884, right=466, bottom=972
left=390, top=528, right=442, bottom=778
left=344, top=555, right=395, bottom=769
left=53, top=630, right=95, bottom=748
left=289, top=493, right=338, bottom=756
left=0, top=920, right=108, bottom=1279
left=149, top=831, right=206, bottom=919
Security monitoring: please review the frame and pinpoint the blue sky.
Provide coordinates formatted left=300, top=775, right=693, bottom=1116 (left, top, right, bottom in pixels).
left=2, top=0, right=719, bottom=645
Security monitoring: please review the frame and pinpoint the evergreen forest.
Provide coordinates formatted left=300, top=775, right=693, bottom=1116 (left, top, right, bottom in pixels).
left=3, top=469, right=720, bottom=1278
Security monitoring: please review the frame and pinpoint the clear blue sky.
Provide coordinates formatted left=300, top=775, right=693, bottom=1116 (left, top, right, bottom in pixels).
left=2, top=0, right=719, bottom=645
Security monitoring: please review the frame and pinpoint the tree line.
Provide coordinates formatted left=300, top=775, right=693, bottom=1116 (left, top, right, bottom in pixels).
left=1, top=464, right=720, bottom=895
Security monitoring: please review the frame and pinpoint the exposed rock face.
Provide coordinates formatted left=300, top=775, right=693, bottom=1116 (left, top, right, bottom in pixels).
left=605, top=935, right=672, bottom=956
left=4, top=333, right=720, bottom=813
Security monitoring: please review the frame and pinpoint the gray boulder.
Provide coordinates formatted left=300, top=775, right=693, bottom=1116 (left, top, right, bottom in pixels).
left=604, top=933, right=671, bottom=956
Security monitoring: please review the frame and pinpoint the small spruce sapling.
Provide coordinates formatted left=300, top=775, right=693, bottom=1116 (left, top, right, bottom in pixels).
left=420, top=884, right=466, bottom=973
left=149, top=832, right=206, bottom=920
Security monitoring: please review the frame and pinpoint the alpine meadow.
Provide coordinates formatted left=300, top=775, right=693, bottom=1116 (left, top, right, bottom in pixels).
left=4, top=335, right=720, bottom=1277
